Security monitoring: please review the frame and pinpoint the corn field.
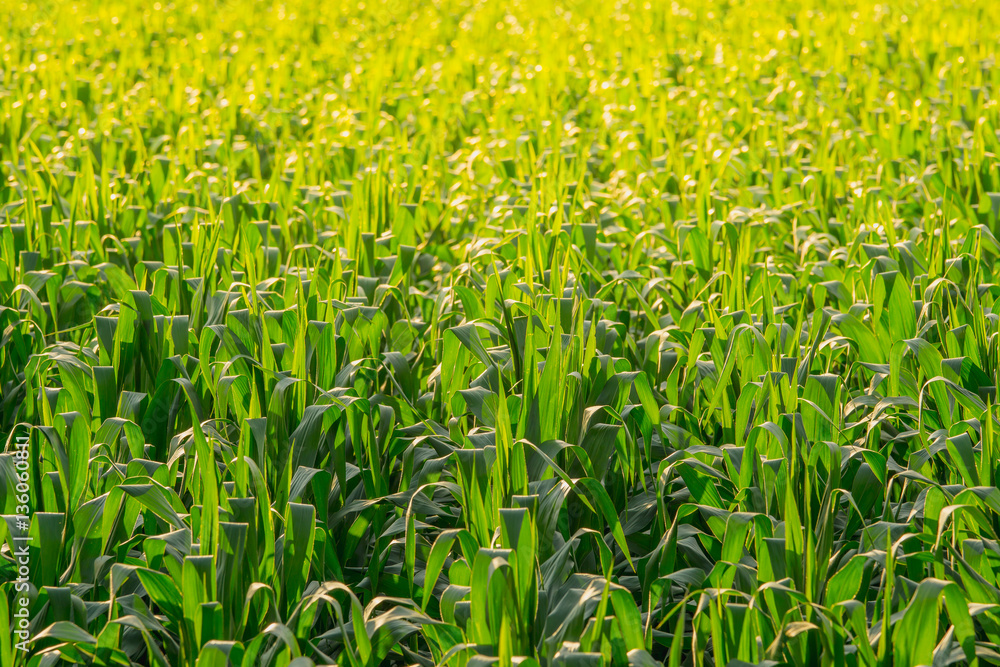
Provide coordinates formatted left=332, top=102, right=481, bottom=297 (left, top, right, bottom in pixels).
left=3, top=0, right=1000, bottom=665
